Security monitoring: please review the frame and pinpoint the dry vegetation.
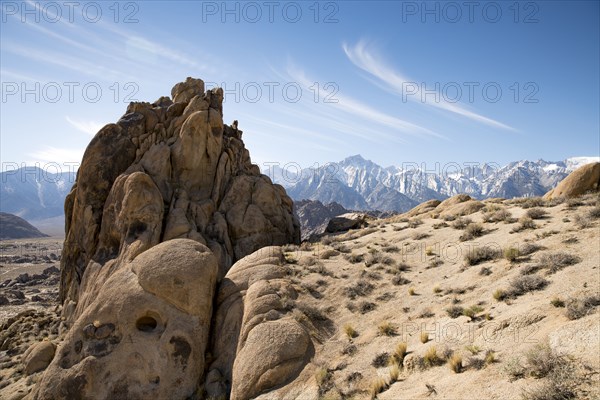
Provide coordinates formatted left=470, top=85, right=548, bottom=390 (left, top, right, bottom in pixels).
left=272, top=194, right=599, bottom=399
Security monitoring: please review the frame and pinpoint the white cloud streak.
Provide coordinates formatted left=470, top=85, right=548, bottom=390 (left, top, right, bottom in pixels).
left=343, top=40, right=516, bottom=131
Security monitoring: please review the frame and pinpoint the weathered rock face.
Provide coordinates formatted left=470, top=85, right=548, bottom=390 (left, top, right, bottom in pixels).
left=544, top=162, right=600, bottom=199
left=59, top=77, right=300, bottom=314
left=206, top=247, right=312, bottom=400
left=34, top=239, right=218, bottom=400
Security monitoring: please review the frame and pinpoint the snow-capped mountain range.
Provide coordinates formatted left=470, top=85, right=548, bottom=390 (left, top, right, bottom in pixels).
left=264, top=156, right=599, bottom=212
left=0, top=167, right=76, bottom=221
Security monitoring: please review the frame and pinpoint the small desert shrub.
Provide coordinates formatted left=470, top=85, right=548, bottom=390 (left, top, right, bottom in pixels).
left=407, top=218, right=423, bottom=228
left=565, top=295, right=600, bottom=320
left=344, top=324, right=358, bottom=339
left=463, top=305, right=484, bottom=319
left=464, top=246, right=501, bottom=266
left=465, top=345, right=481, bottom=355
left=344, top=280, right=374, bottom=299
left=446, top=305, right=464, bottom=318
left=378, top=321, right=397, bottom=336
left=391, top=273, right=410, bottom=286
left=504, top=357, right=525, bottom=381
left=420, top=331, right=429, bottom=343
left=493, top=289, right=507, bottom=301
left=504, top=246, right=520, bottom=262
left=394, top=342, right=407, bottom=364
left=359, top=301, right=376, bottom=314
left=344, top=252, right=364, bottom=264
left=423, top=346, right=441, bottom=367
left=525, top=343, right=561, bottom=378
left=452, top=217, right=472, bottom=229
left=296, top=304, right=328, bottom=322
left=589, top=206, right=600, bottom=219
left=550, top=297, right=565, bottom=308
left=412, top=232, right=430, bottom=240
left=520, top=243, right=542, bottom=256
left=433, top=285, right=442, bottom=294
left=395, top=262, right=412, bottom=272
left=483, top=208, right=512, bottom=223
left=319, top=249, right=339, bottom=260
left=433, top=222, right=449, bottom=229
left=520, top=264, right=541, bottom=275
left=566, top=198, right=583, bottom=208
left=369, top=377, right=387, bottom=399
left=332, top=243, right=351, bottom=253
left=574, top=213, right=592, bottom=228
left=511, top=216, right=536, bottom=232
left=537, top=252, right=580, bottom=274
left=526, top=208, right=548, bottom=220
left=443, top=214, right=457, bottom=221
left=418, top=308, right=435, bottom=318
left=521, top=197, right=545, bottom=209
left=365, top=253, right=395, bottom=267
left=408, top=287, right=416, bottom=296
left=506, top=275, right=548, bottom=298
left=427, top=258, right=444, bottom=269
left=448, top=354, right=463, bottom=373
left=484, top=350, right=496, bottom=365
left=342, top=343, right=357, bottom=356
left=479, top=266, right=492, bottom=276
left=425, top=246, right=435, bottom=256
left=314, top=367, right=329, bottom=387
left=460, top=223, right=485, bottom=241
left=372, top=352, right=390, bottom=368
left=381, top=244, right=400, bottom=253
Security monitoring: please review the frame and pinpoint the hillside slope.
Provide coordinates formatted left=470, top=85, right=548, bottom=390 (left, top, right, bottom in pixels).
left=0, top=212, right=48, bottom=240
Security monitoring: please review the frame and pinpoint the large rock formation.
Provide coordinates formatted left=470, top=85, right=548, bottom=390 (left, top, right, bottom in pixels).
left=544, top=162, right=600, bottom=199
left=31, top=78, right=301, bottom=399
left=59, top=77, right=300, bottom=319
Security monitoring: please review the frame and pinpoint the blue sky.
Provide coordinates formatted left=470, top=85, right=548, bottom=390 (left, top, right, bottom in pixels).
left=1, top=0, right=598, bottom=172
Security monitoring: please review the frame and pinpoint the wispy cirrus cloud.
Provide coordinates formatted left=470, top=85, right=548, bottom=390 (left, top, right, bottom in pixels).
left=343, top=40, right=516, bottom=131
left=280, top=62, right=444, bottom=142
left=28, top=146, right=84, bottom=166
left=65, top=116, right=103, bottom=136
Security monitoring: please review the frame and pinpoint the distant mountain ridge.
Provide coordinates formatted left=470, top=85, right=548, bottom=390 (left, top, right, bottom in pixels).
left=0, top=212, right=48, bottom=240
left=265, top=156, right=599, bottom=212
left=0, top=167, right=75, bottom=221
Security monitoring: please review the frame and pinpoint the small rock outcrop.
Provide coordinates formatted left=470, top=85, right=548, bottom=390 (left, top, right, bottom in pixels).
left=206, top=247, right=312, bottom=400
left=59, top=77, right=300, bottom=317
left=23, top=341, right=56, bottom=375
left=544, top=162, right=600, bottom=199
left=326, top=212, right=371, bottom=233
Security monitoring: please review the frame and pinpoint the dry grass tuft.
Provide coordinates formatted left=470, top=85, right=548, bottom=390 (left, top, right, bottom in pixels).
left=369, top=377, right=387, bottom=399
left=377, top=321, right=397, bottom=336
left=420, top=331, right=429, bottom=344
left=343, top=324, right=358, bottom=339
left=448, top=353, right=463, bottom=373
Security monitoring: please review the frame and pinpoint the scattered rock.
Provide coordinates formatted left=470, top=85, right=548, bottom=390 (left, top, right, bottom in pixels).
left=23, top=341, right=56, bottom=375
left=326, top=212, right=371, bottom=233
